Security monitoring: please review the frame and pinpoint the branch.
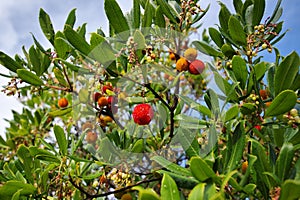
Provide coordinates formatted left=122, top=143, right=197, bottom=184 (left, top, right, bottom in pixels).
left=69, top=175, right=161, bottom=198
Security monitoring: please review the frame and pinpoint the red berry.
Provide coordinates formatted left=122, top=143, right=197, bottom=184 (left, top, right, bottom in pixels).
left=93, top=92, right=102, bottom=102
left=132, top=104, right=154, bottom=125
left=102, top=85, right=113, bottom=94
left=188, top=59, right=205, bottom=75
left=254, top=125, right=262, bottom=131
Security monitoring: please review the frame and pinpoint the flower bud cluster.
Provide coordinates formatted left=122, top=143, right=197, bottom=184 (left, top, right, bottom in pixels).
left=107, top=168, right=132, bottom=187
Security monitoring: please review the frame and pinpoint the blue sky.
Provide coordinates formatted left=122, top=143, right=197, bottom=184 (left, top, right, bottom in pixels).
left=0, top=0, right=299, bottom=136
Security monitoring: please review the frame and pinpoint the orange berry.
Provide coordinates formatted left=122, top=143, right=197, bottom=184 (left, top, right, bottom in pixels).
left=98, top=97, right=108, bottom=107
left=169, top=52, right=176, bottom=60
left=259, top=90, right=268, bottom=100
left=176, top=57, right=189, bottom=72
left=242, top=160, right=248, bottom=174
left=82, top=122, right=94, bottom=131
left=121, top=193, right=132, bottom=200
left=58, top=97, right=68, bottom=108
left=184, top=48, right=198, bottom=61
left=265, top=101, right=272, bottom=107
left=86, top=131, right=98, bottom=144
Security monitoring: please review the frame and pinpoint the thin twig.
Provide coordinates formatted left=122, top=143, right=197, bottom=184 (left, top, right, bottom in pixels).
left=69, top=175, right=161, bottom=198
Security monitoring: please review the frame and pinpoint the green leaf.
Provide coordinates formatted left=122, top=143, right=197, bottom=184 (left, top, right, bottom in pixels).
left=221, top=44, right=236, bottom=59
left=133, top=30, right=146, bottom=50
left=104, top=0, right=130, bottom=39
left=151, top=156, right=192, bottom=177
left=188, top=183, right=206, bottom=200
left=0, top=51, right=23, bottom=73
left=0, top=181, right=36, bottom=199
left=280, top=180, right=300, bottom=200
left=226, top=122, right=246, bottom=172
left=275, top=143, right=294, bottom=182
left=17, top=145, right=34, bottom=184
left=190, top=157, right=217, bottom=182
left=131, top=139, right=144, bottom=153
left=64, top=26, right=90, bottom=56
left=267, top=0, right=282, bottom=24
left=53, top=68, right=68, bottom=87
left=224, top=105, right=239, bottom=122
left=39, top=8, right=55, bottom=44
left=176, top=128, right=201, bottom=157
left=156, top=0, right=178, bottom=24
left=133, top=0, right=141, bottom=29
left=233, top=0, right=243, bottom=14
left=161, top=174, right=180, bottom=200
left=29, top=146, right=61, bottom=163
left=208, top=27, right=224, bottom=48
left=252, top=0, right=265, bottom=26
left=54, top=32, right=70, bottom=59
left=54, top=125, right=68, bottom=155
left=179, top=95, right=211, bottom=116
left=247, top=62, right=267, bottom=93
left=132, top=186, right=161, bottom=200
left=28, top=46, right=42, bottom=76
left=157, top=170, right=199, bottom=189
left=142, top=0, right=153, bottom=28
left=240, top=103, right=257, bottom=115
left=274, top=51, right=300, bottom=95
left=192, top=41, right=223, bottom=57
left=265, top=90, right=297, bottom=117
left=218, top=3, right=231, bottom=34
left=64, top=8, right=76, bottom=30
left=231, top=55, right=248, bottom=89
left=228, top=16, right=247, bottom=46
left=155, top=6, right=166, bottom=28
left=17, top=69, right=43, bottom=86
left=48, top=107, right=72, bottom=117
left=213, top=72, right=239, bottom=102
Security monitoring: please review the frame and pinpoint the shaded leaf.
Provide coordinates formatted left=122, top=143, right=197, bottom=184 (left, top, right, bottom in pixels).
left=0, top=181, right=36, bottom=199
left=54, top=125, right=68, bottom=155
left=228, top=16, right=247, bottom=46
left=39, top=8, right=55, bottom=44
left=0, top=51, right=23, bottom=73
left=133, top=0, right=141, bottom=29
left=192, top=41, right=223, bottom=57
left=104, top=0, right=130, bottom=39
left=156, top=0, right=178, bottom=24
left=275, top=143, right=294, bottom=182
left=208, top=27, right=224, bottom=48
left=252, top=0, right=265, bottom=26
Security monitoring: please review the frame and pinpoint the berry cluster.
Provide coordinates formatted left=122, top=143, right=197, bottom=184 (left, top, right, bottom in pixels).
left=175, top=48, right=205, bottom=75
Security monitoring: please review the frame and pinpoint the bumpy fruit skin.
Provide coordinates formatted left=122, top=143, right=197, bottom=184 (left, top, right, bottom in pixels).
left=254, top=125, right=262, bottom=131
left=98, top=97, right=109, bottom=107
left=259, top=89, right=268, bottom=100
left=169, top=51, right=176, bottom=61
left=132, top=104, right=154, bottom=125
left=86, top=132, right=98, bottom=144
left=93, top=92, right=102, bottom=102
left=58, top=97, right=68, bottom=108
left=121, top=193, right=132, bottom=200
left=188, top=59, right=205, bottom=75
left=176, top=57, right=189, bottom=72
left=184, top=48, right=198, bottom=61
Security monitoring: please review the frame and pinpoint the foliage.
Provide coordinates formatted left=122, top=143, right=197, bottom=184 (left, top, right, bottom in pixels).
left=0, top=0, right=299, bottom=199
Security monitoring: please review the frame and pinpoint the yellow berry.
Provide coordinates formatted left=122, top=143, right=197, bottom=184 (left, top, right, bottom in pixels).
left=184, top=48, right=198, bottom=61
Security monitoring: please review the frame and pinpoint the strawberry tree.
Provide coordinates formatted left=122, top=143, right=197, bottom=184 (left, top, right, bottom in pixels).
left=0, top=0, right=299, bottom=199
